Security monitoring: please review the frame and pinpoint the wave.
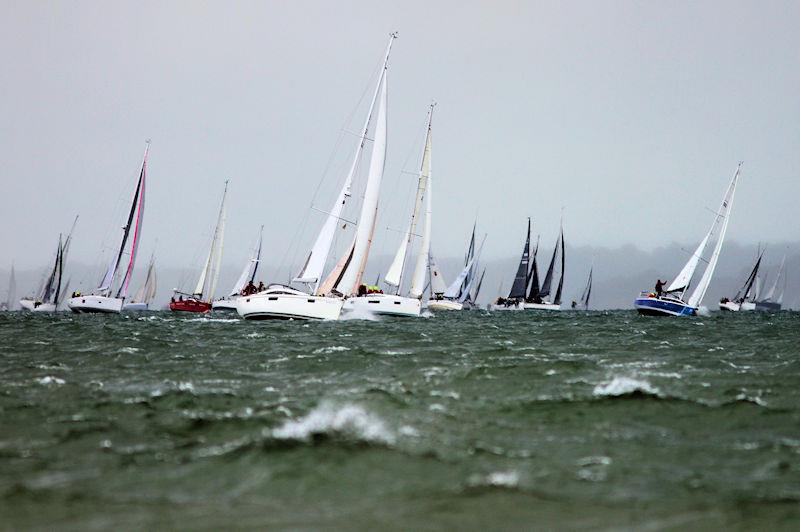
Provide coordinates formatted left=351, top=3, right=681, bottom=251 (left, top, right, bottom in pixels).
left=593, top=376, right=662, bottom=398
left=269, top=401, right=396, bottom=445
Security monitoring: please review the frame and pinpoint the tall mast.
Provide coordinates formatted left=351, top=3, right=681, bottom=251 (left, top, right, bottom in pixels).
left=296, top=33, right=398, bottom=294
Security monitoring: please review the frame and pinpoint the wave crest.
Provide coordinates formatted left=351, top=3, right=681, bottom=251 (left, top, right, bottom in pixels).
left=271, top=401, right=396, bottom=445
left=593, top=376, right=661, bottom=398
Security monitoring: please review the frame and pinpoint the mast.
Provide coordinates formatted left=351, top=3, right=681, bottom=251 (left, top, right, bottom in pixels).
left=507, top=218, right=530, bottom=299
left=409, top=104, right=435, bottom=299
left=295, top=35, right=397, bottom=294
left=100, top=143, right=148, bottom=296
left=688, top=163, right=741, bottom=308
left=335, top=36, right=393, bottom=296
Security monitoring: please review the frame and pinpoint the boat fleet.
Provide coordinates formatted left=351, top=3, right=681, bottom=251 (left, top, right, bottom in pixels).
left=1, top=35, right=792, bottom=319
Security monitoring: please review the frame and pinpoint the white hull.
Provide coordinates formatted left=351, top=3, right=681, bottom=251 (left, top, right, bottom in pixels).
left=122, top=302, right=149, bottom=311
left=426, top=299, right=463, bottom=311
left=236, top=286, right=342, bottom=320
left=522, top=302, right=562, bottom=311
left=719, top=300, right=756, bottom=312
left=342, top=293, right=421, bottom=318
left=19, top=299, right=56, bottom=312
left=67, top=295, right=124, bottom=314
left=212, top=298, right=239, bottom=311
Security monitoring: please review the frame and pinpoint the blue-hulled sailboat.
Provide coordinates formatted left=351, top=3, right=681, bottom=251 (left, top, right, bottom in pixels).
left=634, top=163, right=741, bottom=316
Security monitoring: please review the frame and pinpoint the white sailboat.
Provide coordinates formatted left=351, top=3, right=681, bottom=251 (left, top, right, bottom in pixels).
left=123, top=254, right=157, bottom=311
left=1, top=263, right=16, bottom=311
left=755, top=254, right=786, bottom=311
left=171, top=181, right=228, bottom=313
left=237, top=33, right=397, bottom=321
left=342, top=104, right=436, bottom=318
left=68, top=145, right=148, bottom=314
left=428, top=224, right=486, bottom=311
left=212, top=226, right=262, bottom=311
left=719, top=249, right=762, bottom=312
left=634, top=163, right=740, bottom=316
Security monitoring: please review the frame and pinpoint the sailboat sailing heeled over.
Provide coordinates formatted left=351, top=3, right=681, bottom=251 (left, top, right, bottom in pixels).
left=68, top=144, right=148, bottom=314
left=634, top=163, right=741, bottom=316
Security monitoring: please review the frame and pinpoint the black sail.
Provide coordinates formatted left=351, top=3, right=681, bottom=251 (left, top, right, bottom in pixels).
left=527, top=237, right=540, bottom=301
left=580, top=267, right=593, bottom=309
left=553, top=230, right=565, bottom=305
left=112, top=164, right=145, bottom=297
left=539, top=235, right=560, bottom=299
left=736, top=252, right=763, bottom=302
left=507, top=219, right=531, bottom=299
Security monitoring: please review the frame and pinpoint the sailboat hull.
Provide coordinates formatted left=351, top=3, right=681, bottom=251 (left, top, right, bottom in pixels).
left=427, top=299, right=463, bottom=311
left=122, top=302, right=149, bottom=311
left=211, top=298, right=239, bottom=311
left=236, top=292, right=343, bottom=320
left=19, top=299, right=56, bottom=312
left=634, top=295, right=696, bottom=317
left=342, top=294, right=421, bottom=318
left=67, top=295, right=124, bottom=314
left=169, top=299, right=211, bottom=313
left=755, top=301, right=782, bottom=312
left=522, top=302, right=562, bottom=311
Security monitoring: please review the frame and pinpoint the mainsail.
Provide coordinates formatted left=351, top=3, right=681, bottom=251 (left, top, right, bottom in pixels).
left=734, top=251, right=763, bottom=302
left=295, top=36, right=396, bottom=294
left=132, top=255, right=157, bottom=304
left=507, top=218, right=531, bottom=299
left=335, top=50, right=390, bottom=296
left=762, top=255, right=786, bottom=303
left=579, top=266, right=593, bottom=310
left=553, top=230, right=565, bottom=305
left=539, top=231, right=561, bottom=299
left=98, top=144, right=148, bottom=297
left=194, top=181, right=228, bottom=302
left=687, top=164, right=740, bottom=308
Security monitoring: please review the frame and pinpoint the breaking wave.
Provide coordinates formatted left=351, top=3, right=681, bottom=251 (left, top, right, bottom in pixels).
left=270, top=401, right=396, bottom=445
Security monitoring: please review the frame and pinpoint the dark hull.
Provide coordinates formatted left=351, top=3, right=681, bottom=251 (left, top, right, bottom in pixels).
left=169, top=300, right=212, bottom=313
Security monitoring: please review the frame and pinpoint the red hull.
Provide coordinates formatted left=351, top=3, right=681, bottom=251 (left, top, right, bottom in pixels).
left=169, top=299, right=212, bottom=313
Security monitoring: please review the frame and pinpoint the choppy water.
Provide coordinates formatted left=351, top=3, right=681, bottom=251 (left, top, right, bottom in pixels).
left=1, top=310, right=799, bottom=530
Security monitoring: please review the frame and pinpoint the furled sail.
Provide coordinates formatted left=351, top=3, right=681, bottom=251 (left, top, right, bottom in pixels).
left=507, top=218, right=531, bottom=299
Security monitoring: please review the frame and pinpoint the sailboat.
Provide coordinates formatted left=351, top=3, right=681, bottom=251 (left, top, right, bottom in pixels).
left=1, top=264, right=17, bottom=311
left=573, top=266, right=593, bottom=310
left=342, top=103, right=436, bottom=318
left=123, top=254, right=157, bottom=311
left=427, top=224, right=486, bottom=311
left=490, top=218, right=531, bottom=311
left=719, top=249, right=762, bottom=312
left=212, top=226, right=263, bottom=311
left=68, top=145, right=147, bottom=314
left=236, top=33, right=397, bottom=321
left=755, top=254, right=786, bottom=311
left=523, top=224, right=565, bottom=311
left=170, top=181, right=228, bottom=313
left=634, top=164, right=741, bottom=316
left=22, top=217, right=78, bottom=312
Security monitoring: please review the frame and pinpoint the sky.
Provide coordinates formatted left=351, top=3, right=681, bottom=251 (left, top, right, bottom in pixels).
left=2, top=1, right=799, bottom=291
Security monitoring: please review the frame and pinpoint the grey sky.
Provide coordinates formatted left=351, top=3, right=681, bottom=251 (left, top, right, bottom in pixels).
left=2, top=1, right=799, bottom=285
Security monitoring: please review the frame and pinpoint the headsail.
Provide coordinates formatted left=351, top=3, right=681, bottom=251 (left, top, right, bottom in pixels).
left=539, top=233, right=561, bottom=299
left=428, top=251, right=448, bottom=296
left=194, top=181, right=228, bottom=301
left=579, top=266, right=593, bottom=310
left=553, top=230, right=565, bottom=305
left=762, top=254, right=786, bottom=302
left=231, top=226, right=263, bottom=296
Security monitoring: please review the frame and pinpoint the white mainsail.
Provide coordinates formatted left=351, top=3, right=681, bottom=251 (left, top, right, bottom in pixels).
left=687, top=164, right=740, bottom=308
left=231, top=227, right=263, bottom=296
left=763, top=255, right=785, bottom=302
left=428, top=252, right=448, bottom=295
left=132, top=256, right=157, bottom=304
left=194, top=181, right=228, bottom=301
left=336, top=65, right=389, bottom=296
left=409, top=110, right=434, bottom=299
left=296, top=34, right=396, bottom=295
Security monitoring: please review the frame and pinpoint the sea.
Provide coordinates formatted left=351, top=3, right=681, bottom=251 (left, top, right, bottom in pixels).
left=1, top=310, right=799, bottom=530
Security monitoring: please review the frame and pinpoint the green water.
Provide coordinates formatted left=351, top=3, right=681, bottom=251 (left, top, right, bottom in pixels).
left=1, top=310, right=799, bottom=530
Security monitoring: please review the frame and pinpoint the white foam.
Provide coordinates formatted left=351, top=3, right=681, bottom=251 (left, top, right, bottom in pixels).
left=36, top=376, right=65, bottom=386
left=271, top=401, right=395, bottom=444
left=312, top=346, right=351, bottom=354
left=474, top=470, right=519, bottom=488
left=338, top=307, right=381, bottom=321
left=593, top=376, right=661, bottom=397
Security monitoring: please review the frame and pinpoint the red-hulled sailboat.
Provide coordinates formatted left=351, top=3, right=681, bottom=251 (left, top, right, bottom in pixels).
left=170, top=182, right=228, bottom=313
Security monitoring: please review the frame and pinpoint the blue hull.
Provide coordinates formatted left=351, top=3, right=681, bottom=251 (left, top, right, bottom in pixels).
left=634, top=297, right=697, bottom=317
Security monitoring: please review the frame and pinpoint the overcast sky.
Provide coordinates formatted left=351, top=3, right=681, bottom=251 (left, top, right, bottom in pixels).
left=2, top=1, right=798, bottom=286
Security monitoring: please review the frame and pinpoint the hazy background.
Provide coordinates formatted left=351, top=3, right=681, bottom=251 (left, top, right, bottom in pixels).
left=1, top=1, right=798, bottom=307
